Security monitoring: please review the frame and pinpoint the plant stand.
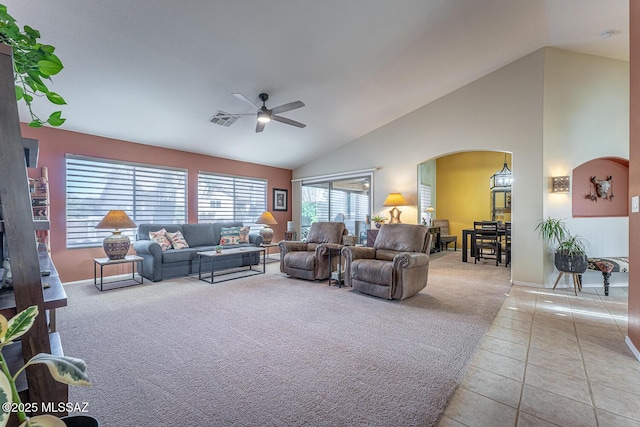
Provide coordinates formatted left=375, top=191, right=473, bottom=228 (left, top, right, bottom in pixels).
left=553, top=271, right=582, bottom=296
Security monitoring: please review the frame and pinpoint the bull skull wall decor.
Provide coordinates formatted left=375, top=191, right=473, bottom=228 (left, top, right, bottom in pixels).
left=587, top=176, right=614, bottom=202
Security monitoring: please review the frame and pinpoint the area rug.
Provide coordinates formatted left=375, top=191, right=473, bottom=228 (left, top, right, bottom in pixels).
left=57, top=251, right=511, bottom=426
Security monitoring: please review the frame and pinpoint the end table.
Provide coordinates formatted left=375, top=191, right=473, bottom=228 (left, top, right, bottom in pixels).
left=93, top=255, right=143, bottom=291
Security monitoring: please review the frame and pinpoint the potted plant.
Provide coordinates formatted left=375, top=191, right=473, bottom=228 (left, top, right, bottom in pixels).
left=214, top=245, right=223, bottom=253
left=370, top=215, right=387, bottom=229
left=535, top=217, right=589, bottom=273
left=0, top=3, right=66, bottom=127
left=0, top=306, right=92, bottom=427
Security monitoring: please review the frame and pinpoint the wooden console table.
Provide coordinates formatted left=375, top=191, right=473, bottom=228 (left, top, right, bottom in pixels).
left=0, top=249, right=66, bottom=331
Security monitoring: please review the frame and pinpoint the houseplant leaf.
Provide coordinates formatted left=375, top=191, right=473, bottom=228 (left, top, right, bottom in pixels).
left=2, top=306, right=37, bottom=344
left=46, top=111, right=65, bottom=126
left=45, top=92, right=65, bottom=105
left=18, top=414, right=66, bottom=427
left=0, top=371, right=12, bottom=427
left=37, top=59, right=62, bottom=77
left=24, top=354, right=91, bottom=386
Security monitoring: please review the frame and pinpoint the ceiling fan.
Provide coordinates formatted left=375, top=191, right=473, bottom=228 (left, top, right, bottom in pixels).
left=218, top=93, right=306, bottom=133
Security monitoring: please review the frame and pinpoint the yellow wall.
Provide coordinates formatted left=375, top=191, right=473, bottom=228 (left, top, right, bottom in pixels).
left=435, top=151, right=512, bottom=241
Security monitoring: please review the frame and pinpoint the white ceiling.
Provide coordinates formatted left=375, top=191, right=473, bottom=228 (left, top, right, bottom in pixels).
left=5, top=0, right=629, bottom=170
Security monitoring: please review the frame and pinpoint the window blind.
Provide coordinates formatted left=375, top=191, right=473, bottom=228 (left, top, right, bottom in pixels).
left=65, top=155, right=187, bottom=248
left=197, top=172, right=267, bottom=224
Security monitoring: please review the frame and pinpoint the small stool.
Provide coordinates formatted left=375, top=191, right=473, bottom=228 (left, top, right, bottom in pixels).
left=553, top=271, right=582, bottom=296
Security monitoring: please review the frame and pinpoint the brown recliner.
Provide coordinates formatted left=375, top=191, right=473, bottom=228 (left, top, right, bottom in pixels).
left=342, top=224, right=432, bottom=300
left=279, top=222, right=347, bottom=281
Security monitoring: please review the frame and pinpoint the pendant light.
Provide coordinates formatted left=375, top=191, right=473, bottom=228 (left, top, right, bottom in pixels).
left=490, top=154, right=512, bottom=190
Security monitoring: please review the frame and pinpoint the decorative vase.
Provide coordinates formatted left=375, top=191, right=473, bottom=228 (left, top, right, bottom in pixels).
left=375, top=222, right=382, bottom=229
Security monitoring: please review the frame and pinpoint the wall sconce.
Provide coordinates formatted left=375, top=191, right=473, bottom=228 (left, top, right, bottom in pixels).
left=550, top=176, right=570, bottom=193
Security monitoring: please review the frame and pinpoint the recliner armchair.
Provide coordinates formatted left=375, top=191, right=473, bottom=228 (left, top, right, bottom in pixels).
left=342, top=224, right=432, bottom=300
left=279, top=222, right=347, bottom=281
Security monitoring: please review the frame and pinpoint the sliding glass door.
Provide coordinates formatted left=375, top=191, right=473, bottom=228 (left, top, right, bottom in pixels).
left=300, top=176, right=371, bottom=242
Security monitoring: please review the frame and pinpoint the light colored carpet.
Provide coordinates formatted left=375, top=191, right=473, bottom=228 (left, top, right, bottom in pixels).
left=58, top=251, right=511, bottom=426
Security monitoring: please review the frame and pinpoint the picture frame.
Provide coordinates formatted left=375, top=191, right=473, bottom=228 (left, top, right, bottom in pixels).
left=273, top=188, right=288, bottom=211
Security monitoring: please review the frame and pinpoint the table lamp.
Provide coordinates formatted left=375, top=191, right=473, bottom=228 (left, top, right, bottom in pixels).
left=256, top=211, right=278, bottom=244
left=383, top=192, right=407, bottom=223
left=95, top=210, right=137, bottom=259
left=425, top=206, right=435, bottom=226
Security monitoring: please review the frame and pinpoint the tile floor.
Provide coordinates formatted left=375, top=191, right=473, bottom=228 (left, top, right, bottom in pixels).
left=439, top=285, right=640, bottom=427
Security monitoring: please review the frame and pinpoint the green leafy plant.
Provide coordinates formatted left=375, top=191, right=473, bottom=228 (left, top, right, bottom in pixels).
left=0, top=3, right=66, bottom=127
left=0, top=306, right=90, bottom=427
left=370, top=215, right=387, bottom=223
left=214, top=245, right=223, bottom=252
left=535, top=217, right=589, bottom=256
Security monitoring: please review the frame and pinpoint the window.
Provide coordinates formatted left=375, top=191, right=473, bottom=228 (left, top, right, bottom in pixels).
left=66, top=155, right=187, bottom=248
left=301, top=175, right=371, bottom=241
left=197, top=172, right=266, bottom=224
left=419, top=183, right=432, bottom=223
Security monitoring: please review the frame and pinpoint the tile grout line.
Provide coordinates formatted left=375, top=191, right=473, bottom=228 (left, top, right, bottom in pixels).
left=571, top=291, right=601, bottom=427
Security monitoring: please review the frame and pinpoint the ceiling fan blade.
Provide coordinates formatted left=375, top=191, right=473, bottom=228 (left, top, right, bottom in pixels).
left=232, top=93, right=260, bottom=111
left=255, top=121, right=266, bottom=133
left=272, top=115, right=306, bottom=128
left=270, top=101, right=305, bottom=115
left=212, top=113, right=254, bottom=118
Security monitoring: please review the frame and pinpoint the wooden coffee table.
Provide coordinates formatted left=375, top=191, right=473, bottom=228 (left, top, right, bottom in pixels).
left=197, top=246, right=265, bottom=283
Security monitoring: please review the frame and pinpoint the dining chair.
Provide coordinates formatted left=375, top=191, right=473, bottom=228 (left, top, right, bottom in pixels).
left=474, top=221, right=500, bottom=266
left=504, top=222, right=511, bottom=267
left=432, top=219, right=457, bottom=251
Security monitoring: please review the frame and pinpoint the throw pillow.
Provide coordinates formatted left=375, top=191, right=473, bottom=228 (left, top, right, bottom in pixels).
left=239, top=226, right=251, bottom=244
left=149, top=228, right=172, bottom=252
left=166, top=230, right=189, bottom=250
left=220, top=226, right=241, bottom=246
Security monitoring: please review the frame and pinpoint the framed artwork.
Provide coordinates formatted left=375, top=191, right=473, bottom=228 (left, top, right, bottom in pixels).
left=273, top=188, right=288, bottom=211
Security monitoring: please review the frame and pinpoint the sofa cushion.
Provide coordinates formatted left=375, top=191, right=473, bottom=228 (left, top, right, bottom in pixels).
left=351, top=259, right=393, bottom=285
left=373, top=224, right=427, bottom=253
left=162, top=248, right=196, bottom=263
left=166, top=230, right=189, bottom=250
left=239, top=226, right=251, bottom=244
left=149, top=229, right=172, bottom=252
left=284, top=251, right=316, bottom=271
left=182, top=223, right=216, bottom=247
left=375, top=249, right=401, bottom=261
left=220, top=226, right=241, bottom=245
left=307, top=222, right=345, bottom=244
left=138, top=224, right=183, bottom=240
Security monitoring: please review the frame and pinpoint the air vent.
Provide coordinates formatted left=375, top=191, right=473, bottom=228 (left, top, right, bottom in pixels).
left=209, top=110, right=240, bottom=127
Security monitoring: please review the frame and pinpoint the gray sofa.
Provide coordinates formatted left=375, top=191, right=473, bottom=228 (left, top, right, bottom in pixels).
left=133, top=222, right=263, bottom=282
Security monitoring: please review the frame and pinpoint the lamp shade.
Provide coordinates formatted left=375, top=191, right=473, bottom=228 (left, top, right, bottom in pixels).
left=256, top=211, right=277, bottom=244
left=256, top=211, right=278, bottom=225
left=382, top=193, right=407, bottom=224
left=95, top=210, right=137, bottom=230
left=95, top=210, right=137, bottom=260
left=383, top=192, right=407, bottom=207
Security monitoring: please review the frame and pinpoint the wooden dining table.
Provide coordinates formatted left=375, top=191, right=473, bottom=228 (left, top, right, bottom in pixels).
left=461, top=225, right=508, bottom=262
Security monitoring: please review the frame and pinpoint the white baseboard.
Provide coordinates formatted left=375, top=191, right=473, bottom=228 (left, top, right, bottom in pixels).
left=626, top=336, right=640, bottom=362
left=63, top=273, right=133, bottom=287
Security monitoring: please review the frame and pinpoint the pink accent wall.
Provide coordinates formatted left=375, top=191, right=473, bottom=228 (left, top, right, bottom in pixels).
left=572, top=157, right=629, bottom=217
left=19, top=124, right=292, bottom=282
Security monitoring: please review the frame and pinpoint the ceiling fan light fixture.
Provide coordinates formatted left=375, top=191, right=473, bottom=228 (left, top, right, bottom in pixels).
left=257, top=111, right=271, bottom=123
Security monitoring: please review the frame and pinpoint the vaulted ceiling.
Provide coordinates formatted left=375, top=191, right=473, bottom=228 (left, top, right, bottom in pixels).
left=5, top=0, right=629, bottom=169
